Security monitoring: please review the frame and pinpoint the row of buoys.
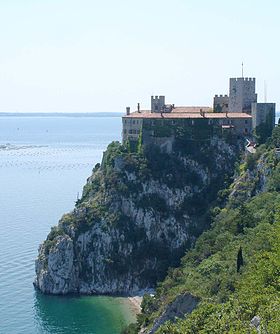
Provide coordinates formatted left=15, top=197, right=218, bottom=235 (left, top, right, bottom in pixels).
left=0, top=162, right=92, bottom=169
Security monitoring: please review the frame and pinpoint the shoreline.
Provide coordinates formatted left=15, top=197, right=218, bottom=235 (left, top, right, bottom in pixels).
left=127, top=296, right=143, bottom=314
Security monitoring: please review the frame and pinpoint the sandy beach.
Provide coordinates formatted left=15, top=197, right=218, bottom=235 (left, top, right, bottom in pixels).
left=127, top=296, right=143, bottom=314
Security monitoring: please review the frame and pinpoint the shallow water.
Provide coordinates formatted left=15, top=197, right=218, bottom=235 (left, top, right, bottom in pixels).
left=0, top=116, right=135, bottom=334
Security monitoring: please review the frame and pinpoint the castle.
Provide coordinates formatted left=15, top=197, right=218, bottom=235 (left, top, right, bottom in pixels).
left=122, top=77, right=276, bottom=147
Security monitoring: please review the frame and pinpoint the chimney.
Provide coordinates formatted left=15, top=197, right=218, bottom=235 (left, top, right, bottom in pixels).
left=126, top=107, right=130, bottom=115
left=200, top=109, right=205, bottom=118
left=137, top=103, right=140, bottom=113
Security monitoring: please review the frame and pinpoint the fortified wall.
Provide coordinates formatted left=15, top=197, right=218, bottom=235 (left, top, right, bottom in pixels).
left=213, top=95, right=229, bottom=113
left=228, top=78, right=257, bottom=113
left=122, top=76, right=276, bottom=147
left=252, top=103, right=276, bottom=130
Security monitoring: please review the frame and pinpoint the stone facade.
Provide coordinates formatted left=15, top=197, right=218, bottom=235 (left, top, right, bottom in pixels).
left=229, top=78, right=257, bottom=113
left=213, top=95, right=229, bottom=113
left=151, top=96, right=165, bottom=113
left=122, top=76, right=275, bottom=145
left=122, top=113, right=252, bottom=144
left=251, top=103, right=276, bottom=129
left=122, top=117, right=143, bottom=142
left=142, top=116, right=252, bottom=139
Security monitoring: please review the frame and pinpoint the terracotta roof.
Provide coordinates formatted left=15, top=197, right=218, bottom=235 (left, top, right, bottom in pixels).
left=123, top=111, right=252, bottom=119
left=173, top=106, right=212, bottom=113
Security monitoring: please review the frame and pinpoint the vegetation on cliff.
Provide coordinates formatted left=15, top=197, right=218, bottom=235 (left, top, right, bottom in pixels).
left=123, top=127, right=280, bottom=333
left=35, top=131, right=241, bottom=295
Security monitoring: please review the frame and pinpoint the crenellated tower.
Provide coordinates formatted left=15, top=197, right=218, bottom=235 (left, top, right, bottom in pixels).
left=229, top=77, right=257, bottom=113
left=151, top=95, right=165, bottom=113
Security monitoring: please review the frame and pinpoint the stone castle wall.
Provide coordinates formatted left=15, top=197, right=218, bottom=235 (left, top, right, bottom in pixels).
left=122, top=118, right=143, bottom=142
left=251, top=103, right=276, bottom=129
left=151, top=96, right=165, bottom=113
left=229, top=78, right=257, bottom=113
left=213, top=95, right=229, bottom=113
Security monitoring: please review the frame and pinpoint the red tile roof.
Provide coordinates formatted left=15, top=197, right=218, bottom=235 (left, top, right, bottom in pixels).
left=173, top=106, right=212, bottom=113
left=123, top=109, right=252, bottom=119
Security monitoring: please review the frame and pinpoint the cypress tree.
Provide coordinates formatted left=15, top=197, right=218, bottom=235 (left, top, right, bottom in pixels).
left=237, top=246, right=244, bottom=273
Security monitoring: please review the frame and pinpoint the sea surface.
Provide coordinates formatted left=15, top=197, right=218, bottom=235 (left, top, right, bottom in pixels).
left=0, top=115, right=136, bottom=334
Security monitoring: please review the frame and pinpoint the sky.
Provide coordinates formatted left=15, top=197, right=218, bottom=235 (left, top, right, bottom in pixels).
left=0, top=0, right=279, bottom=112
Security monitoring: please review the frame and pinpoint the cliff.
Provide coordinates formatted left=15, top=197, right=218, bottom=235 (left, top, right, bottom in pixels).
left=34, top=135, right=241, bottom=295
left=126, top=127, right=280, bottom=334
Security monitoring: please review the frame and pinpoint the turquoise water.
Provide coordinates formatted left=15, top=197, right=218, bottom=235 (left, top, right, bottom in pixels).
left=0, top=116, right=135, bottom=334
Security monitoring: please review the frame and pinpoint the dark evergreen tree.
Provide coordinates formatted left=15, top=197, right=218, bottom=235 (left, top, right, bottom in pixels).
left=237, top=246, right=244, bottom=273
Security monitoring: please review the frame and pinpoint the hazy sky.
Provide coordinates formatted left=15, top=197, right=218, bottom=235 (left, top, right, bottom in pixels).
left=0, top=0, right=279, bottom=112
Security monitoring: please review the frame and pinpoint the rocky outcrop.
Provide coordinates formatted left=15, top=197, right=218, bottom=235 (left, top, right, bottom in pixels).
left=35, top=236, right=78, bottom=294
left=146, top=293, right=199, bottom=334
left=34, top=138, right=241, bottom=295
left=250, top=316, right=261, bottom=334
left=229, top=151, right=276, bottom=207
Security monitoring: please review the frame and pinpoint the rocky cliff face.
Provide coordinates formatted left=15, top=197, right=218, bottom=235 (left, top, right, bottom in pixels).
left=34, top=137, right=241, bottom=295
left=145, top=293, right=200, bottom=334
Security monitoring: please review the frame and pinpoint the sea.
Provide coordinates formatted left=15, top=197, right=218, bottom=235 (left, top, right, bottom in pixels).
left=1, top=112, right=279, bottom=334
left=0, top=114, right=136, bottom=334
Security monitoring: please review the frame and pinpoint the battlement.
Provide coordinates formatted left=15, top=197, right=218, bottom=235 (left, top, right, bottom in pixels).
left=151, top=95, right=165, bottom=102
left=231, top=77, right=255, bottom=82
left=213, top=94, right=229, bottom=113
left=151, top=95, right=165, bottom=113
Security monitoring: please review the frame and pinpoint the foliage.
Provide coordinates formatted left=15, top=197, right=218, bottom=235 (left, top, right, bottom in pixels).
left=268, top=125, right=280, bottom=148
left=137, top=128, right=143, bottom=155
left=121, top=323, right=139, bottom=334
left=254, top=111, right=275, bottom=144
left=131, top=143, right=280, bottom=333
left=244, top=153, right=256, bottom=170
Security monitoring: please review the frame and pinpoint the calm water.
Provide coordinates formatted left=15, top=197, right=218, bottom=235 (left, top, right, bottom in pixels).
left=0, top=116, right=135, bottom=334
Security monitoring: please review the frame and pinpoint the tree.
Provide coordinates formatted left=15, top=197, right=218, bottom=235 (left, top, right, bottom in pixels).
left=237, top=246, right=244, bottom=273
left=255, top=112, right=274, bottom=144
left=270, top=125, right=280, bottom=148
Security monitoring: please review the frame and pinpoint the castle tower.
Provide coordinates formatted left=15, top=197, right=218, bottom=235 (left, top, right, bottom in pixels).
left=213, top=95, right=229, bottom=113
left=251, top=103, right=276, bottom=130
left=151, top=95, right=165, bottom=113
left=229, top=78, right=257, bottom=113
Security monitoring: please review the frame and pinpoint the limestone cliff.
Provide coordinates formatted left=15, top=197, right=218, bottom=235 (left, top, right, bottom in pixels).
left=134, top=143, right=280, bottom=334
left=34, top=137, right=241, bottom=295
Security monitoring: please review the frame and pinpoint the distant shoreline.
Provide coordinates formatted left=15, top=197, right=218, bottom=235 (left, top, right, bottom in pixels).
left=0, top=111, right=278, bottom=119
left=0, top=112, right=123, bottom=117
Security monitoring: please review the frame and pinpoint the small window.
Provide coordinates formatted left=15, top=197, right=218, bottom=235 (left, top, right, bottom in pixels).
left=124, top=129, right=127, bottom=134
left=245, top=128, right=248, bottom=134
left=155, top=105, right=158, bottom=111
left=133, top=120, right=135, bottom=124
left=245, top=120, right=248, bottom=124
